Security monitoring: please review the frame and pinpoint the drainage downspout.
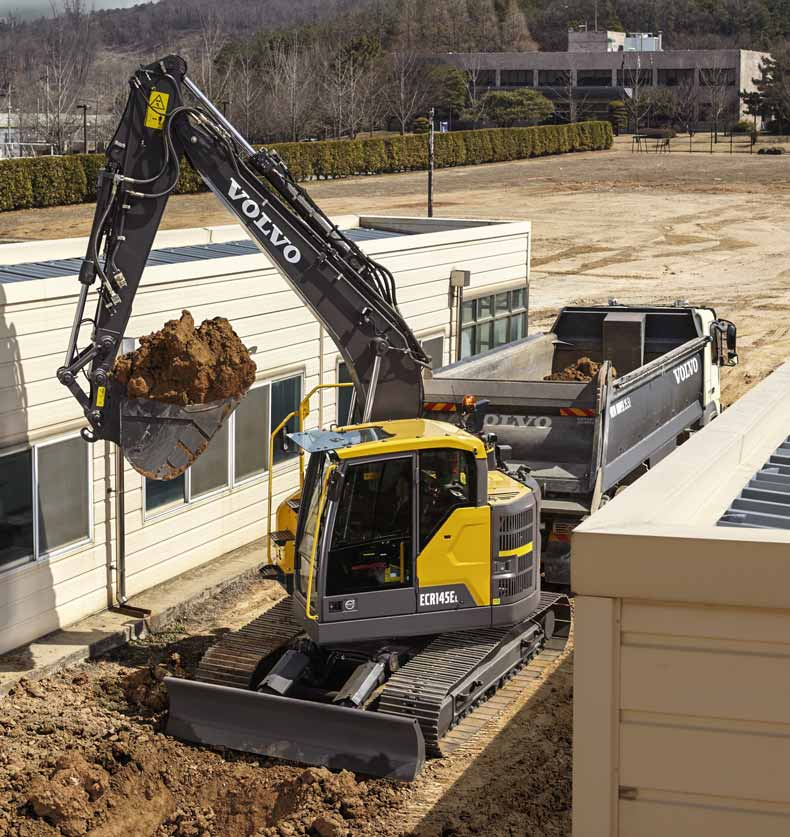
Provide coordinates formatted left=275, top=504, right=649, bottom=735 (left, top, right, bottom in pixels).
left=110, top=443, right=150, bottom=618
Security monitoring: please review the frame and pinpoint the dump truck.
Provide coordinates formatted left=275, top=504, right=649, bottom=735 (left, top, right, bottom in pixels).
left=425, top=302, right=738, bottom=587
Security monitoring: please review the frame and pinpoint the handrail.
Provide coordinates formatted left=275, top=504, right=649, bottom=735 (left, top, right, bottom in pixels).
left=266, top=382, right=354, bottom=565
left=305, top=464, right=335, bottom=621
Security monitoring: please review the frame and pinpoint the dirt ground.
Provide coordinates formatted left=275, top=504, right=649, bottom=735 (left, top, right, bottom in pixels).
left=3, top=136, right=787, bottom=403
left=0, top=575, right=572, bottom=837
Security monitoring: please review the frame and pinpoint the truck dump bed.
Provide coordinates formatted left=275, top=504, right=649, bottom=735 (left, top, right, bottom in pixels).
left=425, top=305, right=712, bottom=510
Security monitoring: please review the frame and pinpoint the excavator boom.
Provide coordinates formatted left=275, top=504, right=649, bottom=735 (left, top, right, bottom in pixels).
left=58, top=55, right=428, bottom=478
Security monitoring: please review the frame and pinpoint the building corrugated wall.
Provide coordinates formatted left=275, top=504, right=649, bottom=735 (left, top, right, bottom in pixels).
left=0, top=215, right=530, bottom=655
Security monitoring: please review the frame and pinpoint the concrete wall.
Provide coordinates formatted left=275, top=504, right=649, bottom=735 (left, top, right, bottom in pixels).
left=0, top=216, right=530, bottom=655
left=438, top=48, right=769, bottom=124
left=572, top=360, right=790, bottom=836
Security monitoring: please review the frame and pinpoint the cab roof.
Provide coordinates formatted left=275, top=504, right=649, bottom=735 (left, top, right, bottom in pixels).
left=288, top=418, right=486, bottom=460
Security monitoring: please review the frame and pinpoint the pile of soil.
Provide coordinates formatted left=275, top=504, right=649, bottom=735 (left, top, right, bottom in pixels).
left=113, top=310, right=256, bottom=406
left=545, top=356, right=615, bottom=382
left=0, top=574, right=573, bottom=837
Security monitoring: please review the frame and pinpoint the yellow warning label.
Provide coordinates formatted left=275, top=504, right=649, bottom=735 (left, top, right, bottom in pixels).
left=144, top=90, right=170, bottom=130
left=96, top=386, right=106, bottom=408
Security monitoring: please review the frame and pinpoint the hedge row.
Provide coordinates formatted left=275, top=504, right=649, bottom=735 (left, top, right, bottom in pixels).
left=0, top=122, right=612, bottom=213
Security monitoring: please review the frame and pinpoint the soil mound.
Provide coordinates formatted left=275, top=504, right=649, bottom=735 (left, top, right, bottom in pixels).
left=113, top=310, right=256, bottom=406
left=262, top=767, right=383, bottom=836
left=27, top=753, right=109, bottom=836
left=545, top=356, right=615, bottom=382
left=123, top=652, right=186, bottom=714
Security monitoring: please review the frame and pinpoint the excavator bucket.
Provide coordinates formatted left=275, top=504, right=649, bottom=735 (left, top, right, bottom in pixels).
left=165, top=677, right=426, bottom=781
left=120, top=396, right=240, bottom=481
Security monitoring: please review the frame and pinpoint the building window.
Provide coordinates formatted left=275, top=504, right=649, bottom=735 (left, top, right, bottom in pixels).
left=337, top=362, right=354, bottom=425
left=501, top=69, right=533, bottom=87
left=699, top=67, right=736, bottom=87
left=144, top=374, right=303, bottom=517
left=191, top=421, right=229, bottom=498
left=470, top=69, right=496, bottom=88
left=145, top=474, right=186, bottom=513
left=657, top=68, right=694, bottom=87
left=234, top=383, right=270, bottom=481
left=577, top=69, right=612, bottom=87
left=421, top=335, right=445, bottom=370
left=271, top=376, right=302, bottom=465
left=459, top=288, right=527, bottom=360
left=538, top=69, right=570, bottom=87
left=617, top=68, right=653, bottom=87
left=0, top=436, right=91, bottom=571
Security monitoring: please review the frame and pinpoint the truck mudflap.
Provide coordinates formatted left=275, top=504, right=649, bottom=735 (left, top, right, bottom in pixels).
left=165, top=677, right=426, bottom=781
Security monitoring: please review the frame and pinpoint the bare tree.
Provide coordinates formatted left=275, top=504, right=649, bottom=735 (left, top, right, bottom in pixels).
left=232, top=40, right=262, bottom=139
left=265, top=39, right=318, bottom=142
left=196, top=10, right=232, bottom=101
left=621, top=60, right=654, bottom=134
left=700, top=62, right=734, bottom=142
left=457, top=53, right=488, bottom=124
left=548, top=70, right=592, bottom=124
left=672, top=80, right=698, bottom=134
left=382, top=49, right=431, bottom=135
left=42, top=0, right=96, bottom=151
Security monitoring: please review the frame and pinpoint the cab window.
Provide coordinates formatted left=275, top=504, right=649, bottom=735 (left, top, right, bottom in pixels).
left=326, top=456, right=414, bottom=596
left=419, top=449, right=476, bottom=548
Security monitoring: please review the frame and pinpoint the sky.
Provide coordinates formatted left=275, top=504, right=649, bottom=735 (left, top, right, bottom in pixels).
left=0, top=0, right=157, bottom=19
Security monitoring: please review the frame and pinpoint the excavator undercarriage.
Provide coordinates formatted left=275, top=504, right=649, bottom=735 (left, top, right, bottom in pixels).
left=167, top=593, right=568, bottom=780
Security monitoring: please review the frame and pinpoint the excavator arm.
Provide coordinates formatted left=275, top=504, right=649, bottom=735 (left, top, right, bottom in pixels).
left=58, top=55, right=428, bottom=477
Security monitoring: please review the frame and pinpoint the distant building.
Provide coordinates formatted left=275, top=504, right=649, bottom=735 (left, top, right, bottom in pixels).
left=434, top=30, right=768, bottom=129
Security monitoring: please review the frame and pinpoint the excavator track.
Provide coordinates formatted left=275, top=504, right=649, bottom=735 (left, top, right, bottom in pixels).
left=377, top=592, right=568, bottom=756
left=195, top=597, right=300, bottom=688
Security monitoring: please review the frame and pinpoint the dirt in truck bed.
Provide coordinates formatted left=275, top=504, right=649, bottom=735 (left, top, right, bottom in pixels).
left=0, top=576, right=573, bottom=837
left=112, top=310, right=256, bottom=406
left=544, top=356, right=615, bottom=382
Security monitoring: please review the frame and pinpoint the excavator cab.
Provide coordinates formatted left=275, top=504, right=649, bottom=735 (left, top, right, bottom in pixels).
left=286, top=419, right=542, bottom=644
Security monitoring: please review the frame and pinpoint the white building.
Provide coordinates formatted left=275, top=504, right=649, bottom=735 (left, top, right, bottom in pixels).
left=0, top=215, right=531, bottom=655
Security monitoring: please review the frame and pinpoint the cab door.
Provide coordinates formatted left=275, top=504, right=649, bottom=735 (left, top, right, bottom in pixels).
left=320, top=454, right=417, bottom=621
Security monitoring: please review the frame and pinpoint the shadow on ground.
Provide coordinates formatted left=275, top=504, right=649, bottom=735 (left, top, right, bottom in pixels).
left=409, top=656, right=573, bottom=837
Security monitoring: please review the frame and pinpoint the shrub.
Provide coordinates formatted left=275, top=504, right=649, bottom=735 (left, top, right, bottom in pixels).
left=732, top=119, right=753, bottom=134
left=0, top=122, right=613, bottom=213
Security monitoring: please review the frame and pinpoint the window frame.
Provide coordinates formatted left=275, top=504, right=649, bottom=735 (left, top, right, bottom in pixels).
left=457, top=285, right=528, bottom=360
left=0, top=431, right=94, bottom=574
left=143, top=371, right=305, bottom=522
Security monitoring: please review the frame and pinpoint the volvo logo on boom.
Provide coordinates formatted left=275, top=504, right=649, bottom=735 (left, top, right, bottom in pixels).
left=227, top=177, right=302, bottom=264
left=672, top=356, right=699, bottom=384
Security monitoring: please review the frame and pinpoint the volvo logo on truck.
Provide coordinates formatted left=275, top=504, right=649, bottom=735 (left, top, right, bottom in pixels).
left=227, top=177, right=302, bottom=264
left=672, top=356, right=700, bottom=384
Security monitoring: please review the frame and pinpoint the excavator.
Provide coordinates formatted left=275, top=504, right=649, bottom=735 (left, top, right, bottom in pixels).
left=57, top=56, right=564, bottom=780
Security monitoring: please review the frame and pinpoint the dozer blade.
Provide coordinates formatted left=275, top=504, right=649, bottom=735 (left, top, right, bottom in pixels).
left=120, top=396, right=240, bottom=481
left=165, top=677, right=426, bottom=781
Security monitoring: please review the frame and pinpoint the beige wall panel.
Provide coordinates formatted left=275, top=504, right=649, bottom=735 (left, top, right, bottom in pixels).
left=620, top=600, right=790, bottom=644
left=573, top=596, right=620, bottom=837
left=0, top=586, right=109, bottom=655
left=619, top=798, right=790, bottom=837
left=0, top=561, right=107, bottom=633
left=0, top=544, right=105, bottom=611
left=621, top=642, right=790, bottom=723
left=620, top=721, right=790, bottom=803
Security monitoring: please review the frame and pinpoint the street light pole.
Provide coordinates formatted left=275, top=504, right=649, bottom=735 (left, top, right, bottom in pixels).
left=77, top=103, right=88, bottom=153
left=428, top=107, right=435, bottom=218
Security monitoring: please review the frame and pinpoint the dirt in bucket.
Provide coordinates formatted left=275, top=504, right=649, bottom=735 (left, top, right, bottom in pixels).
left=112, top=310, right=256, bottom=406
